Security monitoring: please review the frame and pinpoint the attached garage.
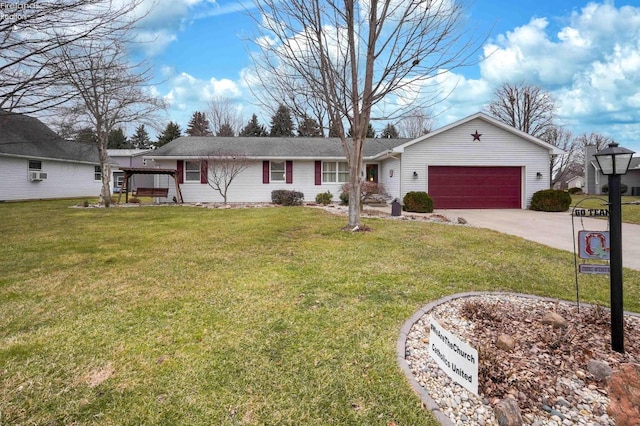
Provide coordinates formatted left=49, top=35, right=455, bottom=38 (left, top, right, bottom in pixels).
left=386, top=113, right=566, bottom=209
left=428, top=166, right=522, bottom=209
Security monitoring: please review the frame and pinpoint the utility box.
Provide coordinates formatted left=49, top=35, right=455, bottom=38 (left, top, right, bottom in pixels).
left=391, top=198, right=402, bottom=216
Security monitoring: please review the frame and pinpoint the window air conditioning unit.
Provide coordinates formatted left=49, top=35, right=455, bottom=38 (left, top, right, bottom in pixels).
left=29, top=171, right=47, bottom=181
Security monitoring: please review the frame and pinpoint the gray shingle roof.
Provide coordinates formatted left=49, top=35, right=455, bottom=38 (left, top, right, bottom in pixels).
left=148, top=136, right=410, bottom=159
left=0, top=109, right=100, bottom=164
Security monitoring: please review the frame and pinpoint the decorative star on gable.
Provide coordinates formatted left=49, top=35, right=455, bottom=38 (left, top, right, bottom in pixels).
left=471, top=130, right=482, bottom=141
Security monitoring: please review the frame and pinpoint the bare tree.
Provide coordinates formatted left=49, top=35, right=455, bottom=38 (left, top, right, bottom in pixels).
left=0, top=0, right=144, bottom=114
left=248, top=0, right=481, bottom=228
left=574, top=132, right=615, bottom=177
left=575, top=132, right=615, bottom=153
left=397, top=109, right=433, bottom=138
left=207, top=97, right=243, bottom=136
left=249, top=72, right=330, bottom=136
left=51, top=40, right=165, bottom=206
left=487, top=82, right=556, bottom=138
left=541, top=127, right=580, bottom=187
left=201, top=152, right=252, bottom=204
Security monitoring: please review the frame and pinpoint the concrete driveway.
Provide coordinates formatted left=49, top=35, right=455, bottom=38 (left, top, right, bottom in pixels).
left=436, top=209, right=640, bottom=271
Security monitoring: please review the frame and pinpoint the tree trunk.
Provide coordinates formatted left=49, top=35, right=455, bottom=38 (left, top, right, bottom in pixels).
left=347, top=140, right=364, bottom=228
left=97, top=144, right=112, bottom=207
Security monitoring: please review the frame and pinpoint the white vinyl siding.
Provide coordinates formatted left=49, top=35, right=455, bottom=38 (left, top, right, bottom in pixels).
left=154, top=159, right=350, bottom=203
left=401, top=117, right=551, bottom=209
left=1, top=156, right=102, bottom=201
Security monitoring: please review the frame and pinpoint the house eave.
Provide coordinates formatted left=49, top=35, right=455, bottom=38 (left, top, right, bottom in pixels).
left=0, top=152, right=102, bottom=166
left=145, top=155, right=360, bottom=161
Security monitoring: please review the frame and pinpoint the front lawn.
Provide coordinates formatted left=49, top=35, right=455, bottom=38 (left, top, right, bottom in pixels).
left=1, top=200, right=639, bottom=425
left=571, top=194, right=640, bottom=224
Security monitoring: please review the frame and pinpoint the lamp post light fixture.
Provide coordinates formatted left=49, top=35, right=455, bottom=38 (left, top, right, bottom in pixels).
left=594, top=142, right=635, bottom=353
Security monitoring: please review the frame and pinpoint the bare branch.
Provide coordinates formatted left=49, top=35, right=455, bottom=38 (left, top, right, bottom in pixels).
left=487, top=82, right=556, bottom=138
left=50, top=40, right=165, bottom=206
left=201, top=152, right=252, bottom=204
left=207, top=97, right=244, bottom=136
left=246, top=0, right=482, bottom=227
left=0, top=0, right=147, bottom=114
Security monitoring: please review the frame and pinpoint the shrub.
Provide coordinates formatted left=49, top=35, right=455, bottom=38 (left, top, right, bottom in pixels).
left=402, top=191, right=433, bottom=213
left=339, top=182, right=390, bottom=205
left=83, top=200, right=89, bottom=207
left=271, top=189, right=304, bottom=206
left=315, top=191, right=333, bottom=205
left=601, top=183, right=629, bottom=195
left=339, top=191, right=349, bottom=205
left=529, top=189, right=572, bottom=212
left=567, top=187, right=583, bottom=195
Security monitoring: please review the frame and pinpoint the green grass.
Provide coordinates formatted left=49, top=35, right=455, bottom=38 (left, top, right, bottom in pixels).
left=1, top=200, right=639, bottom=425
left=571, top=194, right=640, bottom=224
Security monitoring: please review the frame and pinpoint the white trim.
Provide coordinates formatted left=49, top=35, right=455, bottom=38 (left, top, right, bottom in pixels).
left=392, top=112, right=566, bottom=156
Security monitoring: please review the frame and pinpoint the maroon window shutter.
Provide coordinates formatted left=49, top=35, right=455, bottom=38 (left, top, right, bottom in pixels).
left=177, top=160, right=184, bottom=184
left=200, top=160, right=208, bottom=184
left=286, top=160, right=293, bottom=184
left=263, top=161, right=270, bottom=184
left=314, top=161, right=322, bottom=185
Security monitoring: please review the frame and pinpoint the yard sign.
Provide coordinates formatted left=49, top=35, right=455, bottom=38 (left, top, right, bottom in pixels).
left=428, top=319, right=479, bottom=395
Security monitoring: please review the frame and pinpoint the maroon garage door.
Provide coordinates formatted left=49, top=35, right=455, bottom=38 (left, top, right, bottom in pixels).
left=428, top=166, right=521, bottom=209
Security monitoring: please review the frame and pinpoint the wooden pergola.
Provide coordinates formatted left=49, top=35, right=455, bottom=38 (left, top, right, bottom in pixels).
left=116, top=167, right=183, bottom=204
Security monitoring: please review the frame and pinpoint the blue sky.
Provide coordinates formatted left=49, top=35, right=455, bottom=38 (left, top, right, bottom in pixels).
left=131, top=0, right=640, bottom=153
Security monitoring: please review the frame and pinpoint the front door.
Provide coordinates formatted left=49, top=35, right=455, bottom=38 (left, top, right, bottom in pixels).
left=365, top=164, right=379, bottom=183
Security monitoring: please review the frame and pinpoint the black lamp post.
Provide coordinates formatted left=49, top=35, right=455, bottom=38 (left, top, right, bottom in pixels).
left=594, top=142, right=635, bottom=353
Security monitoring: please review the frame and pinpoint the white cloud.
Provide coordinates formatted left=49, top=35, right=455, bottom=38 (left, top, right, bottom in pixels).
left=157, top=71, right=244, bottom=126
left=428, top=71, right=492, bottom=127
left=461, top=2, right=640, bottom=151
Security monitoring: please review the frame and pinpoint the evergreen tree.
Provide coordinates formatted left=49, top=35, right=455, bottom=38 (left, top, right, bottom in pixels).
left=347, top=123, right=376, bottom=138
left=217, top=123, right=235, bottom=137
left=156, top=121, right=182, bottom=147
left=107, top=127, right=131, bottom=149
left=130, top=124, right=152, bottom=149
left=239, top=114, right=268, bottom=137
left=75, top=127, right=98, bottom=145
left=186, top=111, right=213, bottom=136
left=269, top=104, right=295, bottom=137
left=380, top=123, right=399, bottom=139
left=297, top=116, right=323, bottom=137
left=367, top=123, right=377, bottom=138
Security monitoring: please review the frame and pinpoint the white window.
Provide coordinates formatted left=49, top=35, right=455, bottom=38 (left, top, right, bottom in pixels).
left=185, top=161, right=201, bottom=182
left=94, top=166, right=102, bottom=181
left=28, top=160, right=42, bottom=171
left=113, top=172, right=124, bottom=190
left=271, top=161, right=285, bottom=182
left=323, top=161, right=349, bottom=183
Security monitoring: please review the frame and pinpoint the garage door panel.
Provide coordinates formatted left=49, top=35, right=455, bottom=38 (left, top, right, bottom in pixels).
left=428, top=166, right=521, bottom=209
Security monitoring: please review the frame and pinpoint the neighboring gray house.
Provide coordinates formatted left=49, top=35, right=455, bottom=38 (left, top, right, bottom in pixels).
left=0, top=110, right=102, bottom=201
left=107, top=149, right=154, bottom=192
left=145, top=112, right=564, bottom=209
left=584, top=144, right=640, bottom=195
